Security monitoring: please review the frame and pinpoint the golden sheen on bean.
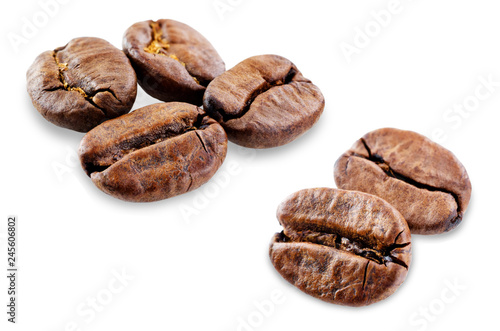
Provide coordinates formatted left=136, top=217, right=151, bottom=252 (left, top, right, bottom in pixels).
left=123, top=19, right=225, bottom=105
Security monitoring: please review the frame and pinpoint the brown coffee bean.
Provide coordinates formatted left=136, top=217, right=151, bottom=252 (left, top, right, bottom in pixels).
left=26, top=37, right=137, bottom=132
left=269, top=188, right=411, bottom=307
left=123, top=19, right=225, bottom=106
left=203, top=55, right=325, bottom=148
left=78, top=102, right=227, bottom=202
left=334, top=128, right=472, bottom=235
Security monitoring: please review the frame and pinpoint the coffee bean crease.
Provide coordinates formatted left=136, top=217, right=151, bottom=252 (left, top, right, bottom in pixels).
left=50, top=48, right=122, bottom=117
left=357, top=138, right=463, bottom=225
left=83, top=112, right=211, bottom=176
left=334, top=128, right=471, bottom=234
left=143, top=21, right=203, bottom=86
left=276, top=229, right=409, bottom=268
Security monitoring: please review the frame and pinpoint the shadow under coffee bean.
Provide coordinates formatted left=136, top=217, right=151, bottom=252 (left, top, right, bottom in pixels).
left=334, top=128, right=472, bottom=235
left=26, top=37, right=137, bottom=132
left=78, top=102, right=228, bottom=202
left=269, top=188, right=411, bottom=307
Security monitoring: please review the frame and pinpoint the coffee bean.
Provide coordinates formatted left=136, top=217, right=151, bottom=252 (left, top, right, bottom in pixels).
left=334, top=128, right=472, bottom=235
left=78, top=102, right=227, bottom=202
left=26, top=37, right=137, bottom=132
left=123, top=19, right=225, bottom=105
left=270, top=188, right=411, bottom=306
left=269, top=188, right=411, bottom=307
left=203, top=54, right=324, bottom=148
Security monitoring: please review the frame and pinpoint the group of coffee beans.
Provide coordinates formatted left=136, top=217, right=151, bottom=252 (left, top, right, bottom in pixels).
left=26, top=19, right=325, bottom=202
left=26, top=19, right=471, bottom=307
left=270, top=127, right=471, bottom=306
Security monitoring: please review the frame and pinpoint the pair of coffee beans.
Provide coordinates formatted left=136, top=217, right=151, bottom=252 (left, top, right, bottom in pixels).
left=26, top=19, right=226, bottom=132
left=124, top=19, right=324, bottom=148
left=269, top=128, right=471, bottom=306
left=26, top=19, right=325, bottom=201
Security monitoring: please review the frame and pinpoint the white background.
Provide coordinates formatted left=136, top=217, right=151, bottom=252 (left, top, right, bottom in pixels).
left=1, top=0, right=499, bottom=330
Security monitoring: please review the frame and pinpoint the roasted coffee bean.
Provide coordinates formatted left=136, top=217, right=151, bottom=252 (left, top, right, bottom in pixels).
left=334, top=128, right=472, bottom=235
left=78, top=102, right=227, bottom=202
left=26, top=37, right=137, bottom=132
left=123, top=19, right=225, bottom=105
left=269, top=188, right=411, bottom=307
left=203, top=55, right=324, bottom=148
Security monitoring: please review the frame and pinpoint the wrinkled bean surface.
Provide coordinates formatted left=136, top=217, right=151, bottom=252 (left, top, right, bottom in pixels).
left=269, top=188, right=411, bottom=306
left=123, top=19, right=225, bottom=105
left=334, top=128, right=472, bottom=235
left=26, top=37, right=137, bottom=132
left=203, top=54, right=324, bottom=148
left=78, top=102, right=227, bottom=202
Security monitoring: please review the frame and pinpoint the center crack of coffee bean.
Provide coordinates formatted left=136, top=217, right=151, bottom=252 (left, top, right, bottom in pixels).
left=219, top=66, right=299, bottom=122
left=356, top=138, right=462, bottom=223
left=50, top=50, right=121, bottom=116
left=84, top=113, right=210, bottom=176
left=52, top=51, right=88, bottom=99
left=143, top=21, right=171, bottom=54
left=277, top=229, right=409, bottom=269
left=143, top=21, right=201, bottom=85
